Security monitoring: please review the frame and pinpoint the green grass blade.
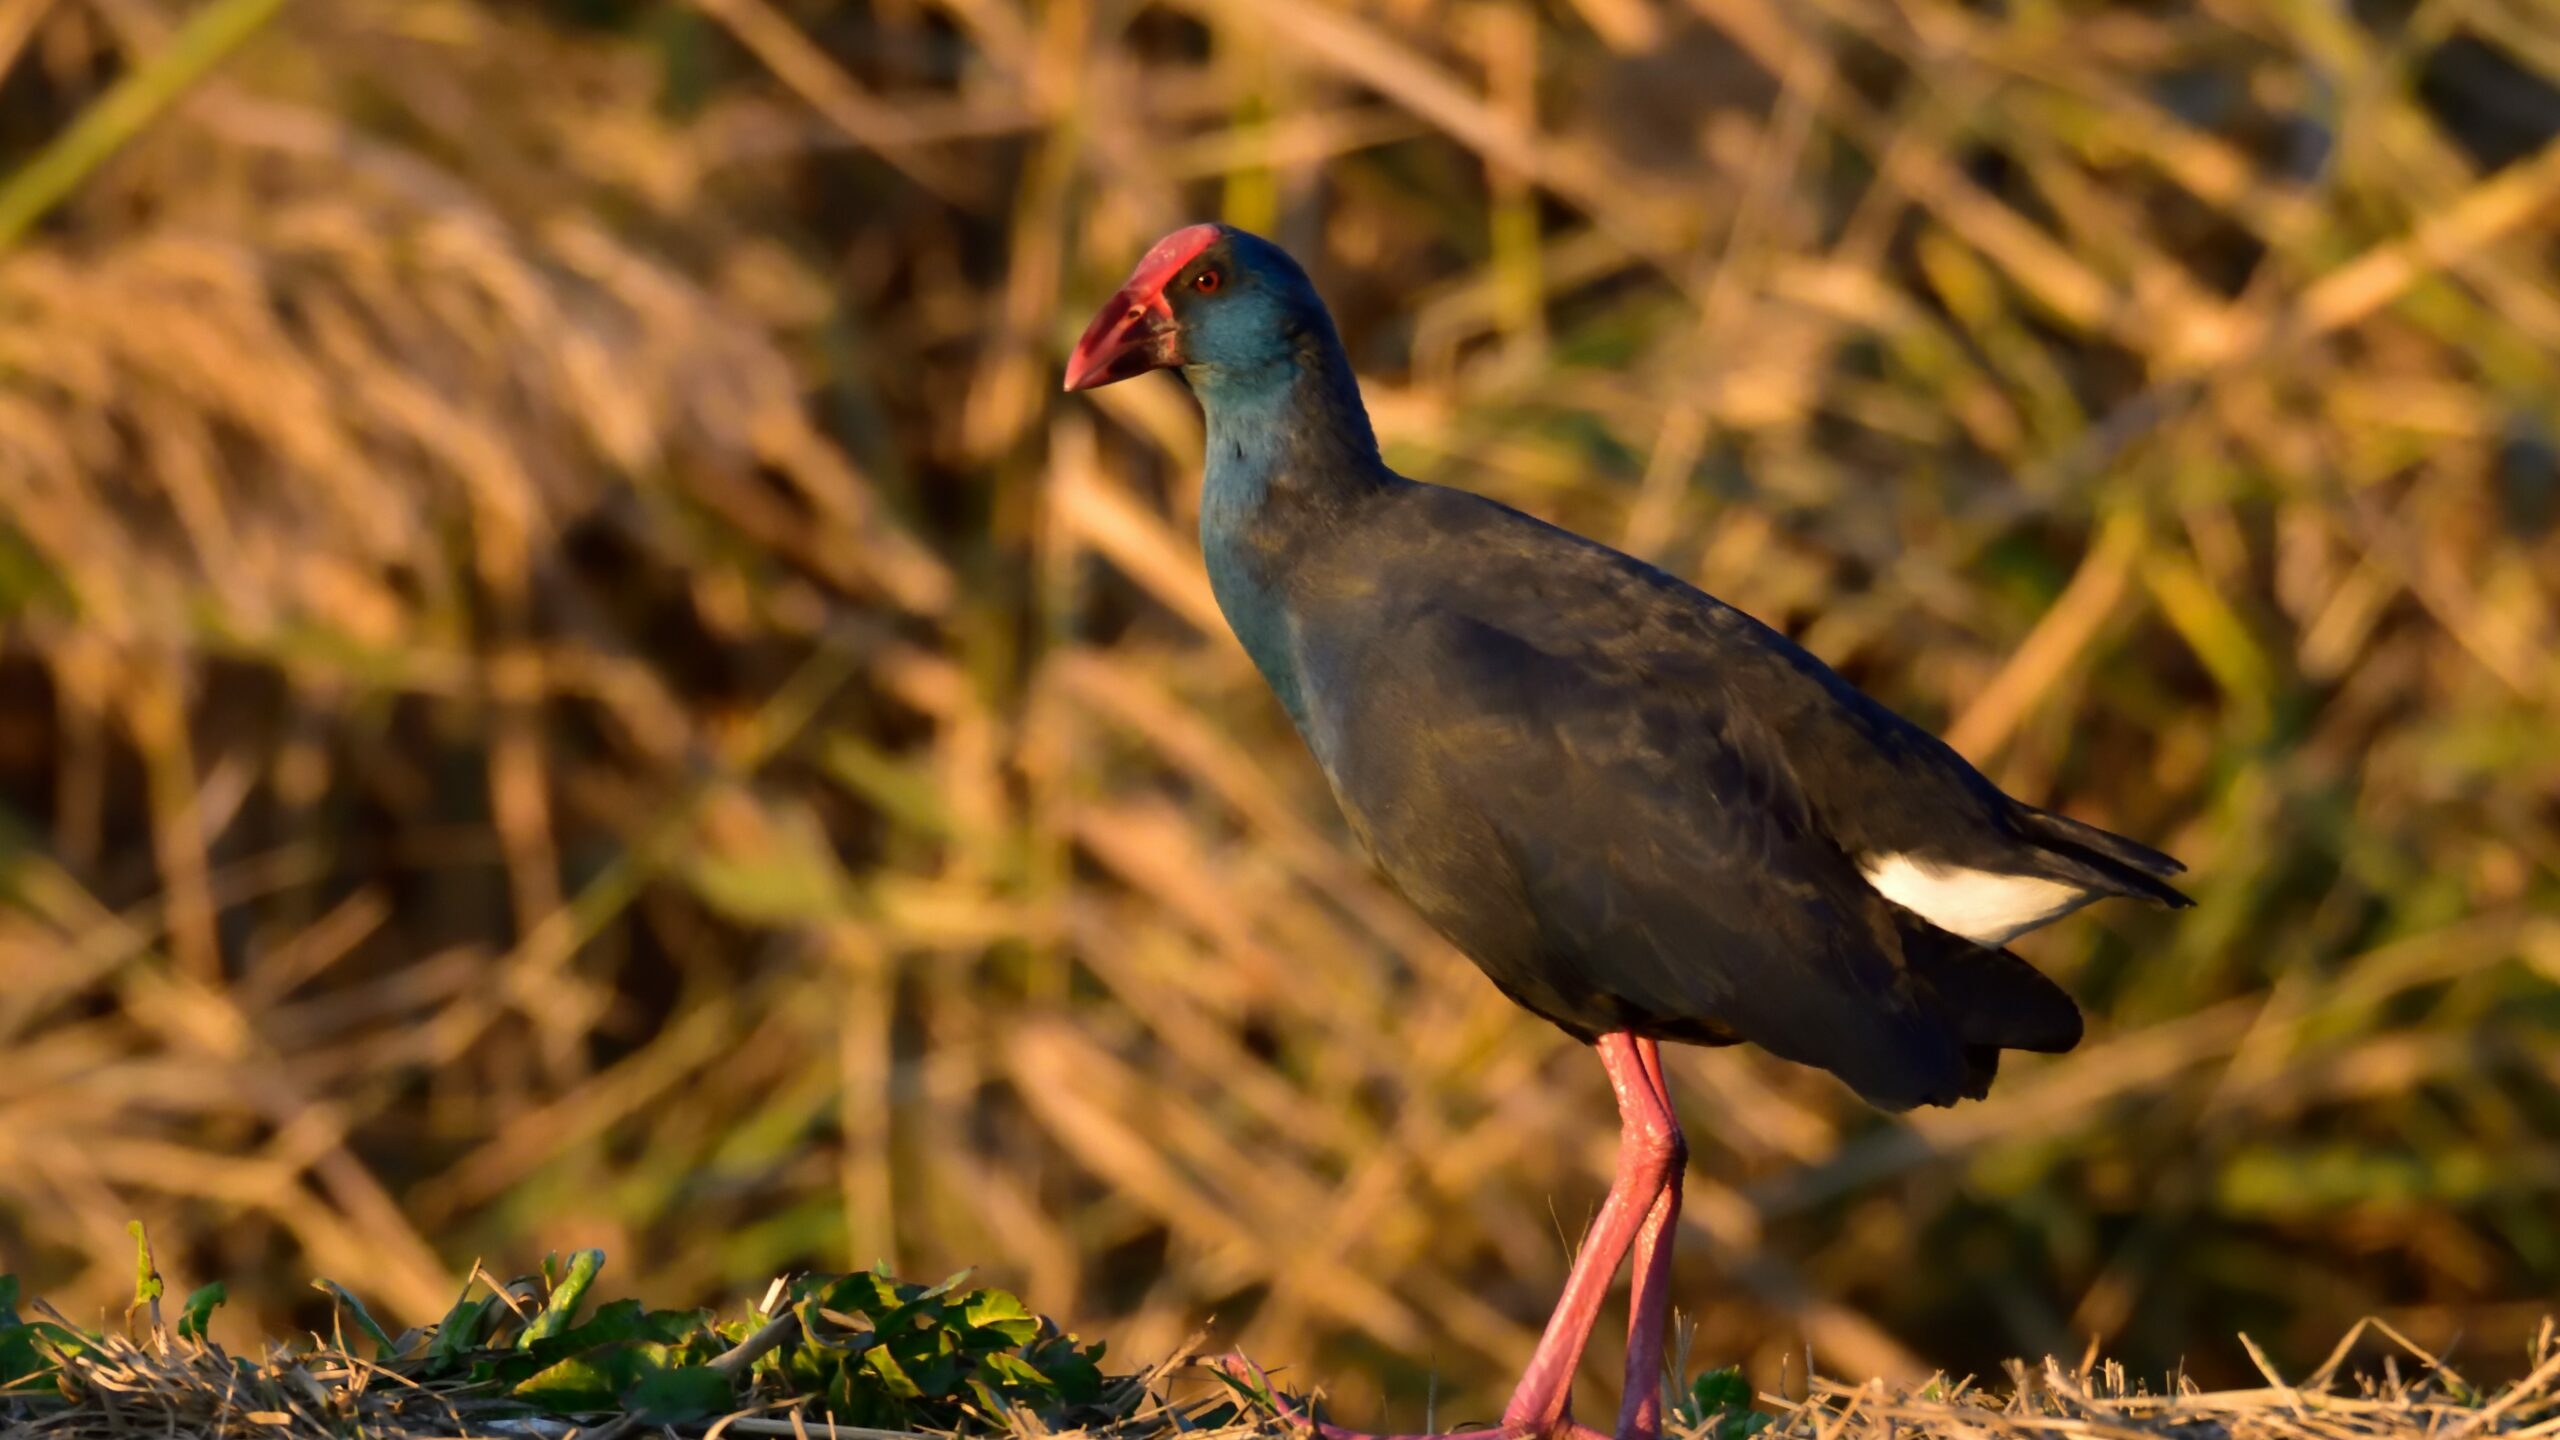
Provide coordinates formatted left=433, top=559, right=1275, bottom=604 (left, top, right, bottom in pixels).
left=517, top=1250, right=606, bottom=1351
left=0, top=0, right=293, bottom=253
left=312, top=1279, right=401, bottom=1360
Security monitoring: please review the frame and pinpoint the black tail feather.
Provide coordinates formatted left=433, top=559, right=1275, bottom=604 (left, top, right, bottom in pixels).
left=1959, top=1045, right=2000, bottom=1101
left=2015, top=804, right=2194, bottom=910
left=1904, top=922, right=2083, bottom=1054
left=1912, top=930, right=2078, bottom=1104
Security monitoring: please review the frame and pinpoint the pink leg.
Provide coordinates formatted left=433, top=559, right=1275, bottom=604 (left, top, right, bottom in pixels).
left=1501, top=1034, right=1683, bottom=1433
left=1613, top=1039, right=1685, bottom=1440
left=1219, top=1032, right=1679, bottom=1440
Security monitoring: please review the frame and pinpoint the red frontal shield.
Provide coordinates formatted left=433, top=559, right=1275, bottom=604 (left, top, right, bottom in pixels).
left=1063, top=223, right=1221, bottom=391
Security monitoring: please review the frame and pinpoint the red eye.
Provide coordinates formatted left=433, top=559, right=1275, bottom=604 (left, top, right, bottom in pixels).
left=1193, top=269, right=1222, bottom=293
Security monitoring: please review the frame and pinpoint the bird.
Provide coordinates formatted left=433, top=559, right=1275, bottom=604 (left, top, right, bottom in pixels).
left=1062, top=224, right=2190, bottom=1440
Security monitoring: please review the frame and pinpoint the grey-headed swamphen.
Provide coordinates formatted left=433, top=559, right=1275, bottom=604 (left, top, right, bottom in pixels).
left=1063, top=224, right=2189, bottom=1440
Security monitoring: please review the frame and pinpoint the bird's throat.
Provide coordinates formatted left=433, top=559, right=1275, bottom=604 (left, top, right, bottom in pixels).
left=1192, top=358, right=1385, bottom=734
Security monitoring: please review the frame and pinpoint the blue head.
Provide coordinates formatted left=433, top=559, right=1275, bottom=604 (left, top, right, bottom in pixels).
left=1064, top=225, right=1385, bottom=731
left=1063, top=224, right=1373, bottom=454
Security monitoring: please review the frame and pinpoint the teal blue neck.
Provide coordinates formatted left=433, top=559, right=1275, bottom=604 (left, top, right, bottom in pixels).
left=1191, top=353, right=1386, bottom=732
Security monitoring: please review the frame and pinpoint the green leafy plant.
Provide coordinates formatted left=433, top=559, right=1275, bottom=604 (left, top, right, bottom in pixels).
left=464, top=1261, right=727, bottom=1423
left=769, top=1268, right=1108, bottom=1430
left=175, top=1283, right=226, bottom=1343
left=1676, top=1367, right=1774, bottom=1440
left=1, top=1264, right=101, bottom=1396
left=2, top=1231, right=1117, bottom=1433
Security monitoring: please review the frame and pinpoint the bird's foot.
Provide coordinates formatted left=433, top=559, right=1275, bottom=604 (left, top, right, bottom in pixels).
left=1209, top=1355, right=1628, bottom=1440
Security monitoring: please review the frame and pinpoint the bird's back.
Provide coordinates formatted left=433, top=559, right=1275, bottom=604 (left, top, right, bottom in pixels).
left=1278, top=480, right=2184, bottom=1109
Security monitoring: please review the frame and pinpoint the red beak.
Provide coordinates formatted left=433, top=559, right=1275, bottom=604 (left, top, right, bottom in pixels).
left=1063, top=223, right=1222, bottom=392
left=1063, top=287, right=1177, bottom=392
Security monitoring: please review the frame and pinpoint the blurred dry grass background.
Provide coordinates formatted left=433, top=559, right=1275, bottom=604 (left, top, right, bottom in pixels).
left=1, top=0, right=2558, bottom=1425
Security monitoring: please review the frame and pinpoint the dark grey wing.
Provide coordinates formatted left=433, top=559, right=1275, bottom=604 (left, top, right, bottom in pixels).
left=1281, top=482, right=2105, bottom=1106
left=1680, top=610, right=2192, bottom=907
left=1312, top=603, right=1993, bottom=1110
left=1390, top=484, right=2192, bottom=912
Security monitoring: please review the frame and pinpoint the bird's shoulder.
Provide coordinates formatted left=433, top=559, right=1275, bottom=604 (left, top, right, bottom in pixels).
left=1309, top=480, right=2027, bottom=864
left=1342, top=481, right=1755, bottom=654
left=1329, top=484, right=1918, bottom=746
left=1341, top=483, right=1864, bottom=696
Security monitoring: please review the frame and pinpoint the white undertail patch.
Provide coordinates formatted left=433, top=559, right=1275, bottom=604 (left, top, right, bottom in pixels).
left=1860, top=854, right=2094, bottom=946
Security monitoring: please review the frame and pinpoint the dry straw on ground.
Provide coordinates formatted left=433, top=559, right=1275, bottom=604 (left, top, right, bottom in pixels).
left=0, top=0, right=2557, bottom=1427
left=4, top=1317, right=2556, bottom=1440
